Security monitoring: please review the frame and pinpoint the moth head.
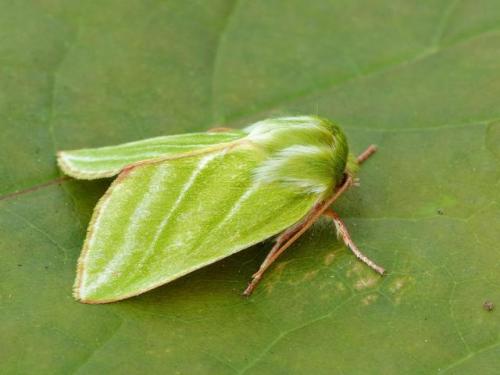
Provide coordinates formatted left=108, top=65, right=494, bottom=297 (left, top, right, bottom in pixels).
left=244, top=116, right=357, bottom=196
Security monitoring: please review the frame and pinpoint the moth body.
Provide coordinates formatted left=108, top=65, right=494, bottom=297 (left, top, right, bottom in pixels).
left=57, top=116, right=375, bottom=304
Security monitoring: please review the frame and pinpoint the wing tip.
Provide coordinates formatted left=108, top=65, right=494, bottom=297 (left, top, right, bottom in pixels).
left=74, top=295, right=119, bottom=305
left=73, top=280, right=125, bottom=304
left=56, top=151, right=75, bottom=177
left=73, top=283, right=145, bottom=304
left=56, top=150, right=88, bottom=180
left=56, top=150, right=119, bottom=180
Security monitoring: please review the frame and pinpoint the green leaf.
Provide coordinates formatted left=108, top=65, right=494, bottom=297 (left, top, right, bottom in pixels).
left=1, top=0, right=499, bottom=374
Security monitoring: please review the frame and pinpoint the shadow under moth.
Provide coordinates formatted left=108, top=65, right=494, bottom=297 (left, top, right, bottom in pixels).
left=57, top=116, right=385, bottom=304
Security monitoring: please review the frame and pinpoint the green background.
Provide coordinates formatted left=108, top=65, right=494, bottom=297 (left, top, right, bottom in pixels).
left=1, top=1, right=499, bottom=373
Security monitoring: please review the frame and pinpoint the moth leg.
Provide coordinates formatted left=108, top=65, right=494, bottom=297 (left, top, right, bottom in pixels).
left=242, top=204, right=324, bottom=296
left=249, top=221, right=305, bottom=275
left=323, top=208, right=385, bottom=275
left=272, top=219, right=308, bottom=249
left=242, top=144, right=378, bottom=296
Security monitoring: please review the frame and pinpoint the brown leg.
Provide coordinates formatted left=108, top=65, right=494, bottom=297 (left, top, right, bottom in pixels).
left=242, top=144, right=378, bottom=296
left=263, top=218, right=309, bottom=261
left=242, top=203, right=323, bottom=296
left=242, top=177, right=353, bottom=296
left=323, top=208, right=385, bottom=275
left=242, top=226, right=302, bottom=296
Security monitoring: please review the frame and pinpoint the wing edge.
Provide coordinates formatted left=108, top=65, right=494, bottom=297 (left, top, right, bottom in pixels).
left=58, top=138, right=246, bottom=180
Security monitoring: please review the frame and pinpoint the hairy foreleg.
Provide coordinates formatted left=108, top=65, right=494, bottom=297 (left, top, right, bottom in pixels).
left=323, top=208, right=385, bottom=275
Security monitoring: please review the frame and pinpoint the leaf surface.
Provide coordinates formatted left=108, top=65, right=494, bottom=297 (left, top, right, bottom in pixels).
left=1, top=1, right=499, bottom=374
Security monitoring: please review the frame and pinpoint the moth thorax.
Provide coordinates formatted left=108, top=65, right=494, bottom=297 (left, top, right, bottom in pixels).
left=245, top=116, right=349, bottom=195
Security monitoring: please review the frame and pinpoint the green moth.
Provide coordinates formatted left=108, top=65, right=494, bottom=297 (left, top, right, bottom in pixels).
left=58, top=116, right=384, bottom=304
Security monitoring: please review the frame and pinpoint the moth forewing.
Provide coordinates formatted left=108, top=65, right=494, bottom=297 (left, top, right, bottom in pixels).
left=57, top=131, right=246, bottom=180
left=74, top=144, right=319, bottom=303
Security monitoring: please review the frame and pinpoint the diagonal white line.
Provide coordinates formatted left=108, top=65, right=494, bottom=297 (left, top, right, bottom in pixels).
left=83, top=165, right=171, bottom=294
left=188, top=182, right=261, bottom=257
left=213, top=182, right=260, bottom=233
left=123, top=150, right=226, bottom=287
left=65, top=145, right=209, bottom=163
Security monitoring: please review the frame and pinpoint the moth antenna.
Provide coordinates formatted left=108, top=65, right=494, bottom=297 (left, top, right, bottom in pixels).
left=357, top=145, right=377, bottom=164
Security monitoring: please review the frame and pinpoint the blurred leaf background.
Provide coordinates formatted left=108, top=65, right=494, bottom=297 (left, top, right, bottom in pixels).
left=1, top=1, right=499, bottom=374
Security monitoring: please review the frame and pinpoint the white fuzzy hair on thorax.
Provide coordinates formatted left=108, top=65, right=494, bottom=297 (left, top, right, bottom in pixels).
left=243, top=116, right=350, bottom=196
